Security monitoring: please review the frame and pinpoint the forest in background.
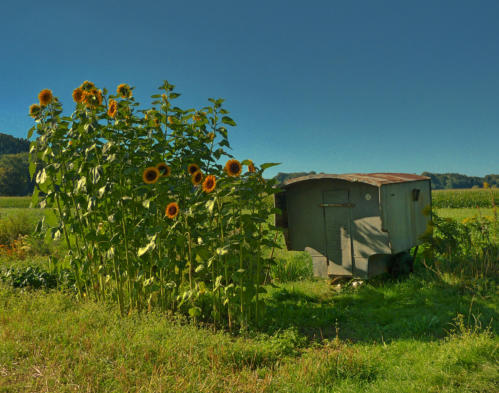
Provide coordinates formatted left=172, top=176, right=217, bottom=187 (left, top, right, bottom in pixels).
left=0, top=132, right=497, bottom=195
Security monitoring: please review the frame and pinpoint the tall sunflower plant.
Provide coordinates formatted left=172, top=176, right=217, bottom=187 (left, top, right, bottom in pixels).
left=28, top=80, right=281, bottom=329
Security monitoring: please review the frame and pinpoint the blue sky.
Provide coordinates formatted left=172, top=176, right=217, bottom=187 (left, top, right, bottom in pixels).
left=1, top=0, right=498, bottom=177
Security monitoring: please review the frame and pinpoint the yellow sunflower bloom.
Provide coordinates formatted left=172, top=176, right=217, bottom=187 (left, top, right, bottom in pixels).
left=202, top=175, right=216, bottom=193
left=38, top=89, right=53, bottom=106
left=72, top=88, right=84, bottom=103
left=188, top=163, right=200, bottom=175
left=142, top=167, right=160, bottom=184
left=156, top=162, right=171, bottom=177
left=165, top=202, right=179, bottom=219
left=117, top=83, right=132, bottom=98
left=80, top=81, right=95, bottom=91
left=82, top=89, right=103, bottom=108
left=192, top=170, right=203, bottom=186
left=247, top=160, right=256, bottom=173
left=29, top=104, right=41, bottom=118
left=108, top=99, right=118, bottom=118
left=225, top=159, right=242, bottom=177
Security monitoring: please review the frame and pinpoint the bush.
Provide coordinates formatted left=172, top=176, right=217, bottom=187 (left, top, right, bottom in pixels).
left=420, top=211, right=498, bottom=292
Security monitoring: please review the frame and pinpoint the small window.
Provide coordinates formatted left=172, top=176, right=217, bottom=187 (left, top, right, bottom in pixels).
left=412, top=189, right=420, bottom=201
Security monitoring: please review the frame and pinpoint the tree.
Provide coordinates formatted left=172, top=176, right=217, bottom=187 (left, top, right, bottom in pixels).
left=0, top=133, right=30, bottom=155
left=0, top=153, right=34, bottom=196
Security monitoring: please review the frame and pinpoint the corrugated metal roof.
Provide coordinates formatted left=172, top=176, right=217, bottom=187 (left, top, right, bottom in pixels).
left=283, top=173, right=430, bottom=188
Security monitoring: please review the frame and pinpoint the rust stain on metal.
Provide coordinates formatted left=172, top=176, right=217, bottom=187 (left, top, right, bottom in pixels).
left=283, top=173, right=430, bottom=188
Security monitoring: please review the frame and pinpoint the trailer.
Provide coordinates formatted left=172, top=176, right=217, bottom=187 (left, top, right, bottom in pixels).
left=275, top=173, right=431, bottom=278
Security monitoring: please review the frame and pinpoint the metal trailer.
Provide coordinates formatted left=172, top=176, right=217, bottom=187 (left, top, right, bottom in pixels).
left=274, top=173, right=432, bottom=279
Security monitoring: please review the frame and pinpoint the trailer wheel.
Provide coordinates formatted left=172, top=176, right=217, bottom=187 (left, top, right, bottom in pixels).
left=387, top=251, right=414, bottom=277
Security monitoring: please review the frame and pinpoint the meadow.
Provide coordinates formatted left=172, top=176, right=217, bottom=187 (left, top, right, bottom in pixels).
left=0, top=189, right=497, bottom=392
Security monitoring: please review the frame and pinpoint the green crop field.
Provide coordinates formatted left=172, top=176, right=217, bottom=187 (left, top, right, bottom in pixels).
left=0, top=196, right=31, bottom=208
left=0, top=190, right=497, bottom=392
left=432, top=188, right=498, bottom=208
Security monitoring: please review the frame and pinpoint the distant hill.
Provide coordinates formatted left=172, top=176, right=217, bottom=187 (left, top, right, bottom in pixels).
left=273, top=171, right=498, bottom=189
left=0, top=133, right=30, bottom=155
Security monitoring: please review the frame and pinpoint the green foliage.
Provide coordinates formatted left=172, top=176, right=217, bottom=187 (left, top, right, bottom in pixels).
left=420, top=211, right=498, bottom=292
left=0, top=266, right=70, bottom=289
left=0, top=132, right=30, bottom=155
left=432, top=188, right=499, bottom=208
left=28, top=80, right=280, bottom=329
left=0, top=152, right=34, bottom=196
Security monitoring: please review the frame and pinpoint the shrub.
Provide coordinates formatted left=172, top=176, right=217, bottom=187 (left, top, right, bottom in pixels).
left=420, top=211, right=498, bottom=292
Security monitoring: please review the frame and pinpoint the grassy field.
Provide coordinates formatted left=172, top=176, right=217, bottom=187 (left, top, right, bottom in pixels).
left=0, top=190, right=498, bottom=392
left=0, top=196, right=31, bottom=208
left=1, top=268, right=497, bottom=393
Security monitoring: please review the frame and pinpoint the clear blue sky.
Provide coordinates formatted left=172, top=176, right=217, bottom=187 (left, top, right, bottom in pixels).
left=1, top=0, right=498, bottom=177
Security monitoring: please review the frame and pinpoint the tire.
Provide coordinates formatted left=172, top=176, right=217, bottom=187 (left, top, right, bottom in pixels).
left=387, top=251, right=414, bottom=277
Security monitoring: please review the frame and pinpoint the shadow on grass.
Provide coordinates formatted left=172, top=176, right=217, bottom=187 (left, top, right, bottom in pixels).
left=260, top=266, right=499, bottom=343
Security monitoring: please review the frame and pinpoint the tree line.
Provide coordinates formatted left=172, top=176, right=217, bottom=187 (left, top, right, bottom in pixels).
left=0, top=133, right=34, bottom=196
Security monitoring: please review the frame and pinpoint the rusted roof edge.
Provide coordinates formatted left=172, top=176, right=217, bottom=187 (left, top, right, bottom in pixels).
left=283, top=173, right=430, bottom=188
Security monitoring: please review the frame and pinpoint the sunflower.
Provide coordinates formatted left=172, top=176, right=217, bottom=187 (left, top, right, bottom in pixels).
left=165, top=202, right=179, bottom=219
left=156, top=162, right=171, bottom=177
left=225, top=159, right=242, bottom=177
left=117, top=83, right=132, bottom=98
left=72, top=88, right=84, bottom=103
left=94, top=89, right=103, bottom=105
left=247, top=160, right=256, bottom=173
left=202, top=175, right=216, bottom=193
left=38, top=89, right=53, bottom=106
left=188, top=163, right=200, bottom=175
left=80, top=81, right=95, bottom=91
left=108, top=99, right=118, bottom=118
left=191, top=170, right=203, bottom=186
left=82, top=89, right=103, bottom=108
left=142, top=167, right=160, bottom=184
left=29, top=104, right=41, bottom=118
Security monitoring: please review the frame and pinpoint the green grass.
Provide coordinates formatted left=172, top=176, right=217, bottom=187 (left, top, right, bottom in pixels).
left=436, top=207, right=496, bottom=222
left=0, top=270, right=497, bottom=392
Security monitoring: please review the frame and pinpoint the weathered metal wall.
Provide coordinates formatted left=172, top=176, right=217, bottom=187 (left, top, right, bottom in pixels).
left=379, top=180, right=431, bottom=253
left=282, top=175, right=431, bottom=278
left=348, top=182, right=390, bottom=278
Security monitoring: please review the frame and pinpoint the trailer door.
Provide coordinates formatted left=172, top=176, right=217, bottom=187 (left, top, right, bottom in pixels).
left=321, top=189, right=353, bottom=275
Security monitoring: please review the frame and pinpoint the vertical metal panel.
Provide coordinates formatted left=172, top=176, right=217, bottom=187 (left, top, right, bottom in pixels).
left=322, top=189, right=352, bottom=274
left=380, top=180, right=431, bottom=253
left=286, top=180, right=327, bottom=255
